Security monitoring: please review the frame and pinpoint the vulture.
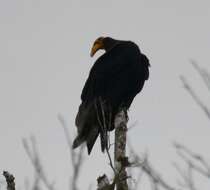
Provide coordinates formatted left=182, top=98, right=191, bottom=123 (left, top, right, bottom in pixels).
left=73, top=37, right=150, bottom=154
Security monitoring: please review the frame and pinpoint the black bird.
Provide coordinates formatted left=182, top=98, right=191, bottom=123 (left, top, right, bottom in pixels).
left=73, top=37, right=150, bottom=154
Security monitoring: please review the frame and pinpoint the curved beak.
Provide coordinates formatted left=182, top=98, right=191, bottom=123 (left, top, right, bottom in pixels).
left=90, top=43, right=104, bottom=57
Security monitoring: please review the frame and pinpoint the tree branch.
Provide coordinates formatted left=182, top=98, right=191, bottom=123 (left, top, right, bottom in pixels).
left=180, top=61, right=210, bottom=120
left=57, top=114, right=85, bottom=190
left=180, top=75, right=210, bottom=119
left=3, top=171, right=15, bottom=190
left=22, top=136, right=55, bottom=190
left=128, top=144, right=177, bottom=190
left=114, top=110, right=129, bottom=190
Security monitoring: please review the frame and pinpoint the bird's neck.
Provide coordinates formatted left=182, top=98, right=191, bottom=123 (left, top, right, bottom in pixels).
left=103, top=38, right=120, bottom=52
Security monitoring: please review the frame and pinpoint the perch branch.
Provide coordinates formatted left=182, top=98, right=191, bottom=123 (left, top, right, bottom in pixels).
left=114, top=109, right=129, bottom=190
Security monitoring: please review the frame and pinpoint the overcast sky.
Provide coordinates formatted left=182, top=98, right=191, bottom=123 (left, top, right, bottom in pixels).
left=0, top=0, right=210, bottom=189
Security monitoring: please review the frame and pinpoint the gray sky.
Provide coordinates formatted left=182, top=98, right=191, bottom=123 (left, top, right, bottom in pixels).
left=0, top=0, right=210, bottom=189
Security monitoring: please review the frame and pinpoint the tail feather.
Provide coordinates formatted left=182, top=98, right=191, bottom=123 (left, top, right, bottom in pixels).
left=72, top=135, right=86, bottom=149
left=99, top=131, right=107, bottom=153
left=86, top=127, right=99, bottom=154
left=99, top=120, right=108, bottom=153
left=73, top=98, right=113, bottom=154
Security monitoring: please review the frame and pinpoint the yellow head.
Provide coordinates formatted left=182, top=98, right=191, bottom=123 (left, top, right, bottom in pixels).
left=90, top=37, right=105, bottom=57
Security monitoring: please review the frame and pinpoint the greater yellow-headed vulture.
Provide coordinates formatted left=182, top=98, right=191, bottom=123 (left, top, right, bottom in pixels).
left=73, top=37, right=150, bottom=154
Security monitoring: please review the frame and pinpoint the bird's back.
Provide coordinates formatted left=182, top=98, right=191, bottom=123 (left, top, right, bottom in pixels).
left=74, top=40, right=150, bottom=154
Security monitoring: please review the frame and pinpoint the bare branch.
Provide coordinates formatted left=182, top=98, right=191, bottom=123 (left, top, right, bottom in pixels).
left=190, top=60, right=210, bottom=91
left=57, top=114, right=85, bottom=190
left=173, top=162, right=197, bottom=190
left=57, top=114, right=74, bottom=162
left=22, top=137, right=55, bottom=190
left=187, top=163, right=196, bottom=190
left=95, top=104, right=129, bottom=190
left=149, top=176, right=159, bottom=190
left=174, top=142, right=210, bottom=178
left=128, top=144, right=177, bottom=190
left=180, top=75, right=210, bottom=119
left=141, top=158, right=176, bottom=190
left=94, top=100, right=116, bottom=174
left=180, top=61, right=210, bottom=120
left=97, top=175, right=115, bottom=190
left=173, top=162, right=188, bottom=184
left=114, top=110, right=129, bottom=190
left=3, top=171, right=15, bottom=190
left=105, top=148, right=116, bottom=175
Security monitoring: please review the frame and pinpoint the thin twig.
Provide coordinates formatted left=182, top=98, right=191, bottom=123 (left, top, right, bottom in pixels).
left=180, top=76, right=210, bottom=119
left=174, top=142, right=210, bottom=177
left=180, top=61, right=210, bottom=119
left=191, top=60, right=210, bottom=91
left=94, top=100, right=115, bottom=174
left=106, top=148, right=116, bottom=174
left=128, top=143, right=177, bottom=190
left=57, top=114, right=85, bottom=190
left=22, top=137, right=55, bottom=190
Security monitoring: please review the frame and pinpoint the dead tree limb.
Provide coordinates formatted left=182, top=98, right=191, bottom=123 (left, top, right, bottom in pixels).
left=96, top=108, right=129, bottom=190
left=114, top=110, right=129, bottom=190
left=3, top=171, right=15, bottom=190
left=128, top=143, right=177, bottom=190
left=174, top=142, right=210, bottom=178
left=57, top=114, right=85, bottom=190
left=97, top=174, right=115, bottom=190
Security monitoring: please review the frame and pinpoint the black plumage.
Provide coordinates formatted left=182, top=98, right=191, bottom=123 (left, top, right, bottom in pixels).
left=73, top=37, right=150, bottom=154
